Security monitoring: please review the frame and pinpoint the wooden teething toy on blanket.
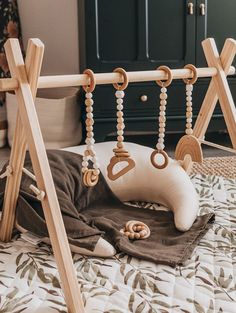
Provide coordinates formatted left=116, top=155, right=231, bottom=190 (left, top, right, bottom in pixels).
left=120, top=220, right=151, bottom=240
left=82, top=69, right=101, bottom=187
left=107, top=68, right=135, bottom=180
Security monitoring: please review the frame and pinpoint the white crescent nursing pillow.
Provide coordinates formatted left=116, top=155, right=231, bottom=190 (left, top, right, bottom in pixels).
left=64, top=141, right=199, bottom=232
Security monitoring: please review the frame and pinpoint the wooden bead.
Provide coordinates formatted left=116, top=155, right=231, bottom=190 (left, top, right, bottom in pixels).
left=85, top=98, right=94, bottom=106
left=160, top=100, right=167, bottom=106
left=186, top=128, right=193, bottom=135
left=186, top=112, right=192, bottom=118
left=117, top=135, right=124, bottom=142
left=159, top=127, right=165, bottom=133
left=86, top=119, right=94, bottom=126
left=86, top=126, right=93, bottom=132
left=87, top=132, right=94, bottom=138
left=187, top=107, right=192, bottom=112
left=159, top=116, right=166, bottom=123
left=117, top=111, right=124, bottom=117
left=124, top=231, right=130, bottom=237
left=160, top=92, right=167, bottom=100
left=117, top=141, right=124, bottom=148
left=117, top=124, right=124, bottom=130
left=117, top=117, right=124, bottom=124
left=159, top=122, right=165, bottom=128
left=129, top=233, right=135, bottom=240
left=134, top=233, right=141, bottom=239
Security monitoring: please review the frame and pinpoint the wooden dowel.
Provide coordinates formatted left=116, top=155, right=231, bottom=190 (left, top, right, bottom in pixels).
left=199, top=139, right=236, bottom=154
left=0, top=66, right=235, bottom=91
left=22, top=167, right=37, bottom=181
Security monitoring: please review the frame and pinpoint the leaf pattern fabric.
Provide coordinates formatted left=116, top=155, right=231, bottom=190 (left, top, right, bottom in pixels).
left=0, top=174, right=236, bottom=312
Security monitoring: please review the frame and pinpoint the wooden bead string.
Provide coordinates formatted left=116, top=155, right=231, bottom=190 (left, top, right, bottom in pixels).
left=151, top=66, right=173, bottom=169
left=82, top=69, right=100, bottom=187
left=107, top=68, right=135, bottom=181
left=120, top=220, right=150, bottom=240
left=183, top=64, right=198, bottom=135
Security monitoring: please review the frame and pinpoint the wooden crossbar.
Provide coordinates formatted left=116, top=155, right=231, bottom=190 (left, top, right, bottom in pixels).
left=0, top=37, right=235, bottom=313
left=0, top=66, right=235, bottom=91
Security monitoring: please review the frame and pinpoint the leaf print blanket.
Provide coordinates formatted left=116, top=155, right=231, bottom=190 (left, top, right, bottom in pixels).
left=0, top=173, right=235, bottom=312
left=0, top=150, right=214, bottom=267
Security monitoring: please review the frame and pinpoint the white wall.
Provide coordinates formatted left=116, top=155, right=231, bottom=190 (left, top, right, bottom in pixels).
left=18, top=0, right=80, bottom=75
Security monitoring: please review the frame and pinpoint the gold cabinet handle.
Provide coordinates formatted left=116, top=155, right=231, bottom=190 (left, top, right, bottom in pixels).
left=188, top=2, right=194, bottom=15
left=200, top=3, right=205, bottom=15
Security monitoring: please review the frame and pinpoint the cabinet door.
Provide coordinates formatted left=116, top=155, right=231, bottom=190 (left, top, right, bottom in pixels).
left=80, top=0, right=196, bottom=71
left=196, top=0, right=236, bottom=67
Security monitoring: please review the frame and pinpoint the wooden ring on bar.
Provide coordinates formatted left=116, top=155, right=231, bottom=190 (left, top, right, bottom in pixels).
left=183, top=64, right=198, bottom=85
left=150, top=149, right=169, bottom=169
left=156, top=65, right=173, bottom=87
left=82, top=69, right=96, bottom=93
left=113, top=67, right=128, bottom=90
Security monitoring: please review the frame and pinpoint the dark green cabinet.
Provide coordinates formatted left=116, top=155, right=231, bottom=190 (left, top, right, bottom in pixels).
left=78, top=0, right=236, bottom=141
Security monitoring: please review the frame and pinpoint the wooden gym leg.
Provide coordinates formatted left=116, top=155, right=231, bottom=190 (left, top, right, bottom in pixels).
left=193, top=38, right=236, bottom=141
left=0, top=38, right=44, bottom=242
left=1, top=39, right=84, bottom=313
left=202, top=38, right=236, bottom=148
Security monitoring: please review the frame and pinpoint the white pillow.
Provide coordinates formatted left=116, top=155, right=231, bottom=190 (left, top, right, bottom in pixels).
left=64, top=142, right=199, bottom=232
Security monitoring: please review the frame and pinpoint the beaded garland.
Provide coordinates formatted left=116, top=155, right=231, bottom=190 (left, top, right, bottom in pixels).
left=151, top=66, right=173, bottom=169
left=82, top=69, right=100, bottom=187
left=183, top=64, right=198, bottom=136
left=107, top=68, right=135, bottom=181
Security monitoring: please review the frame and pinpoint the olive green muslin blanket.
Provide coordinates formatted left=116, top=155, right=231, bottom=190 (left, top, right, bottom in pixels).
left=0, top=150, right=214, bottom=267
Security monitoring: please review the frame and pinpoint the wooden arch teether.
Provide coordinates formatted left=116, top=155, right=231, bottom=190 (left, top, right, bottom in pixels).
left=151, top=66, right=173, bottom=169
left=82, top=69, right=101, bottom=187
left=175, top=65, right=203, bottom=170
left=120, top=220, right=151, bottom=240
left=107, top=68, right=135, bottom=181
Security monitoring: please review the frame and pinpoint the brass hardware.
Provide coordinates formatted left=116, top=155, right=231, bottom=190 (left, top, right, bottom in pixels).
left=188, top=2, right=194, bottom=15
left=200, top=3, right=205, bottom=15
left=140, top=95, right=148, bottom=102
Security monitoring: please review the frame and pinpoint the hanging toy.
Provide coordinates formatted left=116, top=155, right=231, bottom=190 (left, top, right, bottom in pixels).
left=107, top=68, right=135, bottom=180
left=120, top=220, right=151, bottom=240
left=175, top=64, right=203, bottom=172
left=82, top=69, right=100, bottom=187
left=151, top=66, right=173, bottom=169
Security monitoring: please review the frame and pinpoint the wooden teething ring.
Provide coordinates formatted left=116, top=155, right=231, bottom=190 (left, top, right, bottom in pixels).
left=113, top=67, right=128, bottom=91
left=83, top=69, right=96, bottom=93
left=151, top=149, right=169, bottom=169
left=183, top=64, right=198, bottom=85
left=120, top=220, right=151, bottom=240
left=83, top=169, right=99, bottom=187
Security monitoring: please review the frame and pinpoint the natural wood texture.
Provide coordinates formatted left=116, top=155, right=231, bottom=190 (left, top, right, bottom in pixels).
left=175, top=135, right=203, bottom=163
left=0, top=39, right=44, bottom=242
left=199, top=140, right=236, bottom=154
left=193, top=38, right=236, bottom=140
left=1, top=39, right=84, bottom=313
left=0, top=66, right=235, bottom=91
left=202, top=38, right=236, bottom=148
left=107, top=155, right=135, bottom=180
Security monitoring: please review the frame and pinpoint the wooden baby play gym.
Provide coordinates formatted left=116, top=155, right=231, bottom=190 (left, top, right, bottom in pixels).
left=0, top=37, right=236, bottom=313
